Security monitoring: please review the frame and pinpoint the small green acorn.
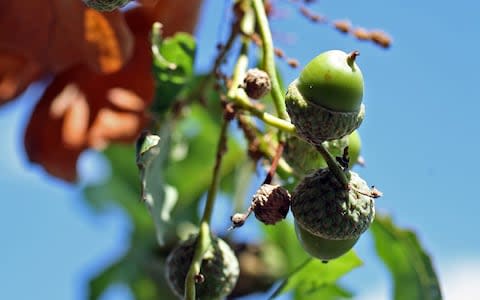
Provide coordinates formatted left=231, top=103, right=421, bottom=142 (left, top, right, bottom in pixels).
left=285, top=50, right=365, bottom=144
left=291, top=168, right=375, bottom=240
left=83, top=0, right=130, bottom=12
left=294, top=220, right=359, bottom=261
left=165, top=235, right=239, bottom=299
left=283, top=130, right=362, bottom=176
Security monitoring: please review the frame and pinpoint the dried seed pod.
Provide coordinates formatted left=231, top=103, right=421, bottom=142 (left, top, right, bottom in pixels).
left=252, top=184, right=291, bottom=225
left=82, top=0, right=130, bottom=11
left=242, top=68, right=272, bottom=99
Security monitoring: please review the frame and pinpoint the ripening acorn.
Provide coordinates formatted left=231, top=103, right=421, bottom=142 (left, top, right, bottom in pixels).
left=294, top=220, right=359, bottom=261
left=285, top=50, right=365, bottom=144
left=291, top=168, right=375, bottom=240
left=283, top=130, right=362, bottom=176
left=83, top=0, right=130, bottom=12
left=165, top=235, right=239, bottom=299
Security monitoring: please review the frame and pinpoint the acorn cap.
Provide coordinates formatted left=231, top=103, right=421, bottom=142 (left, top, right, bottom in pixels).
left=165, top=235, right=239, bottom=299
left=243, top=68, right=272, bottom=99
left=291, top=168, right=375, bottom=240
left=285, top=80, right=364, bottom=144
left=252, top=184, right=291, bottom=225
left=83, top=0, right=130, bottom=11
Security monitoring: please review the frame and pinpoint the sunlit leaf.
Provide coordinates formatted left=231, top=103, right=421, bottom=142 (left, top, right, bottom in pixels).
left=264, top=220, right=309, bottom=271
left=165, top=104, right=244, bottom=209
left=371, top=214, right=442, bottom=300
left=151, top=29, right=196, bottom=114
left=270, top=251, right=362, bottom=299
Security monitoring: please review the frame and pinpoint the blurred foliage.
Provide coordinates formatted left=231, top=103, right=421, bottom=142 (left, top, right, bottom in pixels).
left=371, top=215, right=443, bottom=300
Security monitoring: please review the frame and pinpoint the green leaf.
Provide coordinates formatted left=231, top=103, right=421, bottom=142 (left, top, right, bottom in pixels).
left=136, top=123, right=178, bottom=246
left=294, top=284, right=353, bottom=300
left=270, top=251, right=362, bottom=299
left=264, top=220, right=309, bottom=271
left=165, top=104, right=244, bottom=209
left=371, top=214, right=442, bottom=300
left=151, top=25, right=196, bottom=114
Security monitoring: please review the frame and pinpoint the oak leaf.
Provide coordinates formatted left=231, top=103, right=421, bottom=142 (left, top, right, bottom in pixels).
left=19, top=1, right=203, bottom=181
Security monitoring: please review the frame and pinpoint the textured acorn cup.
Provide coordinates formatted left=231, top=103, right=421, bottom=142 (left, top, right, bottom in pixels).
left=252, top=184, right=291, bottom=225
left=165, top=235, right=239, bottom=299
left=291, top=168, right=375, bottom=240
left=294, top=220, right=359, bottom=261
left=286, top=80, right=365, bottom=144
left=283, top=130, right=361, bottom=176
left=83, top=0, right=130, bottom=11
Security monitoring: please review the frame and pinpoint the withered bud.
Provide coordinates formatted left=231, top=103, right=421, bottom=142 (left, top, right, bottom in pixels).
left=333, top=20, right=351, bottom=33
left=242, top=68, right=272, bottom=99
left=230, top=213, right=248, bottom=229
left=252, top=184, right=291, bottom=225
left=370, top=30, right=392, bottom=48
left=352, top=27, right=371, bottom=40
left=274, top=48, right=285, bottom=58
left=287, top=58, right=300, bottom=68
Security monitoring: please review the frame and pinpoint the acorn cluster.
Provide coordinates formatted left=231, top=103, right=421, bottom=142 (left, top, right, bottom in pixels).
left=284, top=50, right=379, bottom=261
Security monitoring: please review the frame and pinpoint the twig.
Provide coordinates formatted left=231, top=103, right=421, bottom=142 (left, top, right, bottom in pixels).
left=263, top=141, right=285, bottom=184
left=252, top=0, right=289, bottom=121
left=315, top=143, right=349, bottom=189
left=184, top=113, right=231, bottom=299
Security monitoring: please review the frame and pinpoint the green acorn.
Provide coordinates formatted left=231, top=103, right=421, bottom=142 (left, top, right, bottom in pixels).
left=165, top=235, right=239, bottom=299
left=294, top=220, right=359, bottom=261
left=285, top=50, right=365, bottom=144
left=283, top=130, right=362, bottom=176
left=83, top=0, right=130, bottom=12
left=291, top=168, right=375, bottom=240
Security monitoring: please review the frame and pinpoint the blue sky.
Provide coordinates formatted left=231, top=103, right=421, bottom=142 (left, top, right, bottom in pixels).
left=1, top=0, right=480, bottom=299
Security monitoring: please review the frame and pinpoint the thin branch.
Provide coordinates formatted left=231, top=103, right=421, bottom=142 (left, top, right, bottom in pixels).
left=263, top=141, right=285, bottom=184
left=315, top=143, right=349, bottom=189
left=184, top=112, right=231, bottom=300
left=252, top=0, right=289, bottom=121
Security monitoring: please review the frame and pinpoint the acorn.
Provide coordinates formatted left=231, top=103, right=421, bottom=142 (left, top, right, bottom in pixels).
left=291, top=168, right=375, bottom=240
left=251, top=184, right=291, bottom=225
left=82, top=0, right=130, bottom=12
left=165, top=235, right=239, bottom=299
left=285, top=50, right=365, bottom=144
left=294, top=220, right=359, bottom=261
left=283, top=130, right=361, bottom=176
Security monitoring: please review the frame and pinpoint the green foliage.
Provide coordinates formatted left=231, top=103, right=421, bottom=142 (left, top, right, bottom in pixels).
left=151, top=28, right=196, bottom=115
left=269, top=251, right=362, bottom=299
left=371, top=215, right=443, bottom=300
